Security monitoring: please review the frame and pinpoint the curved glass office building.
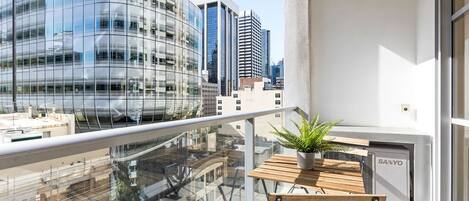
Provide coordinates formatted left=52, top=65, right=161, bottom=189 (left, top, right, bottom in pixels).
left=0, top=0, right=203, bottom=131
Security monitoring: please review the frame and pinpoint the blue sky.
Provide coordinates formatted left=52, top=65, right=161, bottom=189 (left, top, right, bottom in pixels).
left=234, top=0, right=284, bottom=64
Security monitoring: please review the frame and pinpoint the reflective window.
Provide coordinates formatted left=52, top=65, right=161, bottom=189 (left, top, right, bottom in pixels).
left=83, top=36, right=94, bottom=67
left=63, top=8, right=72, bottom=32
left=84, top=4, right=94, bottom=34
left=110, top=35, right=125, bottom=64
left=453, top=15, right=469, bottom=119
left=110, top=3, right=126, bottom=33
left=45, top=11, right=53, bottom=40
left=128, top=37, right=143, bottom=67
left=0, top=0, right=203, bottom=132
left=95, top=35, right=109, bottom=64
left=95, top=3, right=109, bottom=33
left=451, top=3, right=469, bottom=201
left=206, top=6, right=217, bottom=84
left=73, top=6, right=83, bottom=35
left=73, top=38, right=83, bottom=64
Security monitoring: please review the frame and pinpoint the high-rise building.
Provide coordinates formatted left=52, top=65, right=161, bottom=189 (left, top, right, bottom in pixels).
left=0, top=0, right=203, bottom=132
left=262, top=29, right=271, bottom=78
left=238, top=10, right=262, bottom=78
left=194, top=0, right=239, bottom=96
left=271, top=59, right=284, bottom=88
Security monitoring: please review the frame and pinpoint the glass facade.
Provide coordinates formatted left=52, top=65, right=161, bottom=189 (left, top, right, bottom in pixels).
left=261, top=29, right=270, bottom=78
left=199, top=1, right=238, bottom=96
left=205, top=5, right=217, bottom=84
left=270, top=59, right=283, bottom=85
left=0, top=0, right=203, bottom=131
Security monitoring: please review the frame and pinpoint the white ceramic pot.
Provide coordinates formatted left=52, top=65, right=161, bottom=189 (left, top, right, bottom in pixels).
left=297, top=152, right=316, bottom=170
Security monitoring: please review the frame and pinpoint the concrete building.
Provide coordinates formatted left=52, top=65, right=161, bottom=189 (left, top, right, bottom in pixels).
left=194, top=0, right=239, bottom=96
left=201, top=70, right=218, bottom=116
left=238, top=10, right=262, bottom=78
left=0, top=111, right=75, bottom=143
left=262, top=29, right=271, bottom=78
left=274, top=77, right=284, bottom=89
left=239, top=77, right=265, bottom=89
left=216, top=78, right=283, bottom=140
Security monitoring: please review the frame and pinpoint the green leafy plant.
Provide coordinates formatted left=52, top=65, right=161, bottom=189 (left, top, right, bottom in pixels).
left=271, top=114, right=343, bottom=153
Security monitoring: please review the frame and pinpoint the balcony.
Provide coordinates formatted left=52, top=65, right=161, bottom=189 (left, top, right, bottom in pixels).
left=0, top=0, right=462, bottom=200
left=0, top=107, right=431, bottom=201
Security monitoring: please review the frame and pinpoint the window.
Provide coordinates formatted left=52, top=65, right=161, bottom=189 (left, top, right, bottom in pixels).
left=275, top=93, right=281, bottom=98
left=83, top=37, right=95, bottom=66
left=236, top=100, right=241, bottom=104
left=444, top=2, right=469, bottom=200
left=73, top=6, right=84, bottom=35
left=218, top=106, right=222, bottom=110
left=233, top=94, right=238, bottom=98
left=84, top=4, right=95, bottom=33
left=217, top=112, right=222, bottom=115
left=43, top=131, right=51, bottom=138
left=236, top=125, right=241, bottom=129
left=218, top=100, right=222, bottom=104
left=216, top=167, right=223, bottom=178
left=236, top=106, right=241, bottom=111
left=275, top=100, right=281, bottom=105
left=275, top=113, right=281, bottom=118
left=96, top=3, right=109, bottom=32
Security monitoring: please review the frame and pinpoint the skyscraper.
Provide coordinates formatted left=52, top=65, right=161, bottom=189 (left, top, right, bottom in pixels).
left=271, top=59, right=284, bottom=88
left=0, top=0, right=203, bottom=131
left=194, top=0, right=239, bottom=96
left=238, top=10, right=262, bottom=78
left=262, top=29, right=271, bottom=78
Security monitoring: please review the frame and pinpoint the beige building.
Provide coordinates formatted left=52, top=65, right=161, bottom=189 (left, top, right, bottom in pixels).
left=201, top=70, right=219, bottom=117
left=0, top=111, right=75, bottom=143
left=216, top=78, right=283, bottom=140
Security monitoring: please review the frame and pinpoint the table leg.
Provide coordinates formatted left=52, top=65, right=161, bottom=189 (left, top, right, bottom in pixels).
left=301, top=187, right=309, bottom=194
left=229, top=168, right=240, bottom=201
left=261, top=179, right=269, bottom=200
left=320, top=188, right=326, bottom=194
left=217, top=185, right=227, bottom=201
left=274, top=181, right=278, bottom=193
left=288, top=184, right=296, bottom=193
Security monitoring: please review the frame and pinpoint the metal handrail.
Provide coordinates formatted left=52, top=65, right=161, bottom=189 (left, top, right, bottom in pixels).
left=0, top=106, right=297, bottom=170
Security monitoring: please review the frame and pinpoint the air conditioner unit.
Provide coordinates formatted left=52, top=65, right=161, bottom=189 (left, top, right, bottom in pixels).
left=324, top=144, right=412, bottom=201
left=365, top=145, right=411, bottom=201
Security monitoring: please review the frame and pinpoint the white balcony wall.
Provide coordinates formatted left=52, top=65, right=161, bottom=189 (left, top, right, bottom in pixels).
left=284, top=0, right=437, bottom=200
left=286, top=0, right=435, bottom=133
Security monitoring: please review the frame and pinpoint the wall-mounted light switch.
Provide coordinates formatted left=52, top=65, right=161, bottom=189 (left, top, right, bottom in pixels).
left=401, top=104, right=410, bottom=112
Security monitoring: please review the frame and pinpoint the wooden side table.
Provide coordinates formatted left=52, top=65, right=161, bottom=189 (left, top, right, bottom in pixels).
left=248, top=154, right=365, bottom=200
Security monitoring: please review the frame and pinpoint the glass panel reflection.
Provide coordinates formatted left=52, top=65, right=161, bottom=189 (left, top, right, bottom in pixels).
left=112, top=125, right=246, bottom=201
left=0, top=123, right=252, bottom=200
left=0, top=0, right=203, bottom=131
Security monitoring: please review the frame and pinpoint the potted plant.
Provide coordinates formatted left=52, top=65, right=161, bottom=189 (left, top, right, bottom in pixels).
left=271, top=114, right=343, bottom=170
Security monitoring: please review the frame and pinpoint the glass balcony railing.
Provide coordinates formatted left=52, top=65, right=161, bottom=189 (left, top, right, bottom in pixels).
left=0, top=107, right=297, bottom=201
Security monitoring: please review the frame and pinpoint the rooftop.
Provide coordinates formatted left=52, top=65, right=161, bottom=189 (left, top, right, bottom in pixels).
left=0, top=113, right=68, bottom=130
